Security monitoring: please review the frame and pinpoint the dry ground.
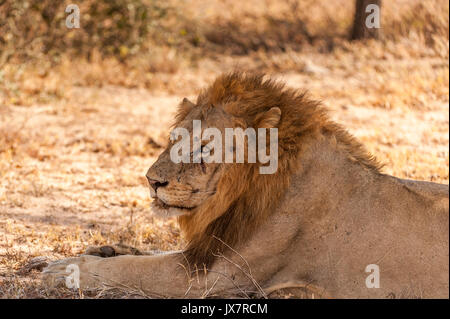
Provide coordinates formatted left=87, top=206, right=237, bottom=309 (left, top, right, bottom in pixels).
left=0, top=0, right=448, bottom=298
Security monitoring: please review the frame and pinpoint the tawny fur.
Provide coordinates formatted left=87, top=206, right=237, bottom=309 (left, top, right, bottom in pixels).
left=177, top=72, right=382, bottom=267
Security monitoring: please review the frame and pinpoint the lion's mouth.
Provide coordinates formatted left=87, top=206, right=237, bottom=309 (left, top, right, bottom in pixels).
left=151, top=197, right=194, bottom=219
left=153, top=197, right=194, bottom=211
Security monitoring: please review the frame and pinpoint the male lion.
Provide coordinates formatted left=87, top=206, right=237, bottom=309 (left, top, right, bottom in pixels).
left=44, top=72, right=449, bottom=298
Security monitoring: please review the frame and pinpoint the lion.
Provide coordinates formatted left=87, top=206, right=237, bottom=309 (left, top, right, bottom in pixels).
left=43, top=72, right=449, bottom=298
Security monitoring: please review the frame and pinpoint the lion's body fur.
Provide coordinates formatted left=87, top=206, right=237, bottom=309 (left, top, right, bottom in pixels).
left=178, top=72, right=382, bottom=267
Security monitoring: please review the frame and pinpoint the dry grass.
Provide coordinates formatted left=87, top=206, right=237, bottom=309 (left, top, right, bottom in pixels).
left=0, top=0, right=448, bottom=298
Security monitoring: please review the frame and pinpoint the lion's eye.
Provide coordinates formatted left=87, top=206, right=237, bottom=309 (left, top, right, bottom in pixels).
left=201, top=145, right=211, bottom=154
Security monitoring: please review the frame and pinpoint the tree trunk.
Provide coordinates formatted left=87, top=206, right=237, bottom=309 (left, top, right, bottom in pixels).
left=351, top=0, right=382, bottom=40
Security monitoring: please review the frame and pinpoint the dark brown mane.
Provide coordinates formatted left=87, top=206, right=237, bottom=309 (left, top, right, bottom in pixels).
left=178, top=72, right=382, bottom=268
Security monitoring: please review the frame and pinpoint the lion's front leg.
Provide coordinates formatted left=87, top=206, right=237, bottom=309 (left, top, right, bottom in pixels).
left=43, top=253, right=211, bottom=296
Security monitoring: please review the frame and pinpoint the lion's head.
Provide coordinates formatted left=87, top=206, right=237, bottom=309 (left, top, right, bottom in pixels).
left=145, top=99, right=230, bottom=218
left=146, top=72, right=381, bottom=266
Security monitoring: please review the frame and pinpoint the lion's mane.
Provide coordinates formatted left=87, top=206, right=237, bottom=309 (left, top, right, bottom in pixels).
left=177, top=72, right=382, bottom=267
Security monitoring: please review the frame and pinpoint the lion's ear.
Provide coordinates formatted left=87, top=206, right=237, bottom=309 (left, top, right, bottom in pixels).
left=175, top=98, right=196, bottom=124
left=258, top=107, right=281, bottom=128
left=181, top=97, right=195, bottom=110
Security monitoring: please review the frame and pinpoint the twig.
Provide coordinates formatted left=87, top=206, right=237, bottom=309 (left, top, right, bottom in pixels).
left=212, top=235, right=267, bottom=298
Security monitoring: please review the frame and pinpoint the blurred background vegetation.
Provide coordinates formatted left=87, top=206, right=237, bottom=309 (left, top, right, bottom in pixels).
left=0, top=0, right=448, bottom=105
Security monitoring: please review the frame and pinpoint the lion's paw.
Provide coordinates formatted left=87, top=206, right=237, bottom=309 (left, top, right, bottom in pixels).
left=42, top=255, right=102, bottom=290
left=84, top=243, right=143, bottom=257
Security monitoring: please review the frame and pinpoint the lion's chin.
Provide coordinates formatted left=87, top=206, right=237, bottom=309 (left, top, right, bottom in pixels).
left=150, top=198, right=193, bottom=219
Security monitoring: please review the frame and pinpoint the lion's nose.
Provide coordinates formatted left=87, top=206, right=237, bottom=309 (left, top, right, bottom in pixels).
left=146, top=176, right=168, bottom=192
